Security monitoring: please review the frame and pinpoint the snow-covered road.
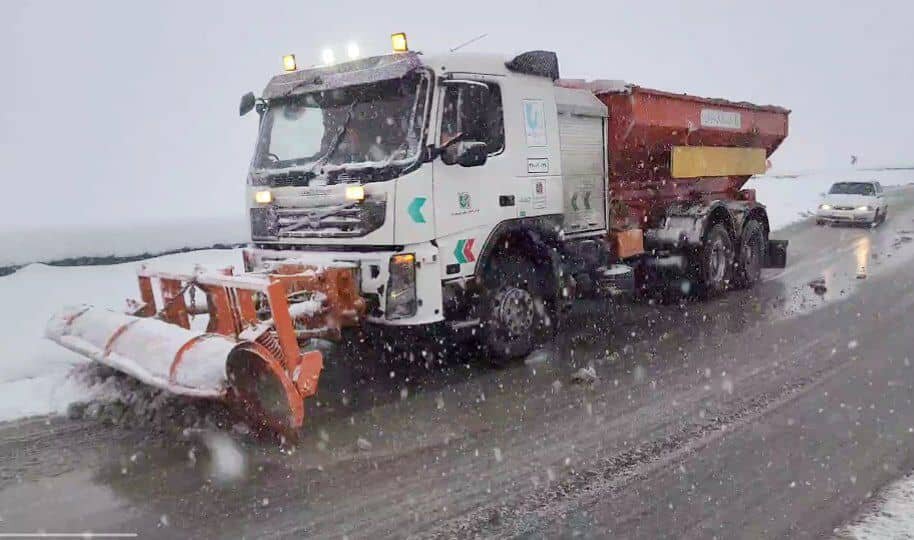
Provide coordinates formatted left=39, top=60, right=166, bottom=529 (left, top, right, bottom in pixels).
left=0, top=175, right=914, bottom=538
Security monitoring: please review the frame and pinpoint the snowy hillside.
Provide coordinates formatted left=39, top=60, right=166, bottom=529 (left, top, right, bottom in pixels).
left=0, top=216, right=247, bottom=268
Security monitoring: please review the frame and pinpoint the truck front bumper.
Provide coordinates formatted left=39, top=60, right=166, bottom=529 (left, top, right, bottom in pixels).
left=244, top=243, right=444, bottom=327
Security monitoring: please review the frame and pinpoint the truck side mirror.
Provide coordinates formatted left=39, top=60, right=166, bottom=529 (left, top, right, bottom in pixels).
left=239, top=92, right=256, bottom=117
left=442, top=141, right=488, bottom=167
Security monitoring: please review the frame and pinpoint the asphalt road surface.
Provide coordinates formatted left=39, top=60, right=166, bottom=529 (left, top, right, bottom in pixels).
left=2, top=187, right=914, bottom=539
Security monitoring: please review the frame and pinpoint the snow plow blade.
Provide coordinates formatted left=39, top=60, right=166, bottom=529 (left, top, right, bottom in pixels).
left=45, top=261, right=364, bottom=433
left=48, top=305, right=240, bottom=399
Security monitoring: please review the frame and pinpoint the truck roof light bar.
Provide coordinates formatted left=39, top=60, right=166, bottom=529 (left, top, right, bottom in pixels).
left=391, top=32, right=408, bottom=53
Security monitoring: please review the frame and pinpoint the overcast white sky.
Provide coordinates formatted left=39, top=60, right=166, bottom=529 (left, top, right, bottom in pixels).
left=2, top=0, right=913, bottom=228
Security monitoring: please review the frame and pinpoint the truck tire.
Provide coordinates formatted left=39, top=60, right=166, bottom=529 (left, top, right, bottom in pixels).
left=696, top=222, right=734, bottom=295
left=734, top=219, right=765, bottom=289
left=482, top=255, right=551, bottom=364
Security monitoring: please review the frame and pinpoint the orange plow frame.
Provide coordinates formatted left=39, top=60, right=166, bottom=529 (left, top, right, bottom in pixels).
left=134, top=263, right=365, bottom=431
left=48, top=262, right=365, bottom=433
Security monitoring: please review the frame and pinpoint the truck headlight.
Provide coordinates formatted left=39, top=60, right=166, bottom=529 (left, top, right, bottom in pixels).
left=819, top=204, right=832, bottom=210
left=254, top=190, right=273, bottom=204
left=345, top=185, right=365, bottom=201
left=856, top=205, right=871, bottom=211
left=386, top=253, right=417, bottom=319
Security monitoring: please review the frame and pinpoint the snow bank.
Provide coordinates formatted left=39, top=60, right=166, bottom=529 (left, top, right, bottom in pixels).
left=0, top=217, right=247, bottom=267
left=746, top=168, right=914, bottom=231
left=837, top=472, right=914, bottom=539
left=0, top=249, right=241, bottom=422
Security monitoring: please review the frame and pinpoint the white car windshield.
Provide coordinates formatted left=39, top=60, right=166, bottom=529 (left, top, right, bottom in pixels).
left=829, top=182, right=875, bottom=196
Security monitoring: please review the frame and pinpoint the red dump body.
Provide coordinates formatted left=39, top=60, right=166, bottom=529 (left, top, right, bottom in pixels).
left=582, top=84, right=790, bottom=228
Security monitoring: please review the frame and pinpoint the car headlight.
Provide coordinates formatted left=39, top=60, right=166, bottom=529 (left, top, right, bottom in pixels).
left=386, top=253, right=417, bottom=319
left=856, top=205, right=872, bottom=211
left=819, top=204, right=832, bottom=210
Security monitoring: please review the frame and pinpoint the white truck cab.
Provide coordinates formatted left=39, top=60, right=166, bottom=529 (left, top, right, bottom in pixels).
left=242, top=48, right=625, bottom=357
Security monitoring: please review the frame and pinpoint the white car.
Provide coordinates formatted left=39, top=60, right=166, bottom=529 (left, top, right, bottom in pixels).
left=816, top=181, right=888, bottom=226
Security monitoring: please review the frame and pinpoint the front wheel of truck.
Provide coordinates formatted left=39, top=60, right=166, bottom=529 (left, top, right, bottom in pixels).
left=481, top=256, right=553, bottom=365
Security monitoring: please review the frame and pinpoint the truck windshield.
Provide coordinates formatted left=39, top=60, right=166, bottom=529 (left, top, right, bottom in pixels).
left=829, top=182, right=875, bottom=195
left=253, top=72, right=429, bottom=179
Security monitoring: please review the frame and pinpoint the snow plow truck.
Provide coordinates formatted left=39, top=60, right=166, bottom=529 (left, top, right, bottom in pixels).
left=46, top=34, right=790, bottom=434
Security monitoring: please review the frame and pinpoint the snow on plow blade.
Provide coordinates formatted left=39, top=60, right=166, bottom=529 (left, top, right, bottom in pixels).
left=48, top=305, right=236, bottom=398
left=45, top=260, right=365, bottom=433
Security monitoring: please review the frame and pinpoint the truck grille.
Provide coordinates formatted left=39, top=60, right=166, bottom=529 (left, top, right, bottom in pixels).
left=251, top=199, right=386, bottom=239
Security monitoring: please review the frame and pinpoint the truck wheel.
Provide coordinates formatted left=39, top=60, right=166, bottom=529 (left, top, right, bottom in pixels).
left=734, top=219, right=765, bottom=289
left=482, top=256, right=551, bottom=363
left=696, top=223, right=734, bottom=295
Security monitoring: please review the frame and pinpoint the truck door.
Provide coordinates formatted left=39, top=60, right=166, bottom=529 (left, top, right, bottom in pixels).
left=432, top=78, right=512, bottom=274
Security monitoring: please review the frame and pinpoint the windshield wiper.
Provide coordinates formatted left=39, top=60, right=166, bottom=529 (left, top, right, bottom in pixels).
left=303, top=102, right=357, bottom=176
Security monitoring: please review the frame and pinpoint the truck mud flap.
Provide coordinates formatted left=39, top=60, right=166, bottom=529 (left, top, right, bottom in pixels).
left=765, top=239, right=788, bottom=268
left=596, top=264, right=636, bottom=297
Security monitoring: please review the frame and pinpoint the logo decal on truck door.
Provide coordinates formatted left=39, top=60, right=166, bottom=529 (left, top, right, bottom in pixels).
left=451, top=192, right=479, bottom=216
left=453, top=238, right=476, bottom=264
left=523, top=100, right=547, bottom=147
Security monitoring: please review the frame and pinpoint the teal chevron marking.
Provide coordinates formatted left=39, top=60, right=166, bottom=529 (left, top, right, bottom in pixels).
left=408, top=197, right=427, bottom=223
left=454, top=239, right=467, bottom=264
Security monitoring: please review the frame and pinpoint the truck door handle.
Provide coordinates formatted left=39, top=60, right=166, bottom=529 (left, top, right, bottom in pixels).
left=499, top=195, right=515, bottom=207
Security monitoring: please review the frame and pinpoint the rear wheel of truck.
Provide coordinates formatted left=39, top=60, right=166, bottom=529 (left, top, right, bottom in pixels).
left=482, top=255, right=552, bottom=364
left=695, top=223, right=735, bottom=296
left=734, top=219, right=765, bottom=289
